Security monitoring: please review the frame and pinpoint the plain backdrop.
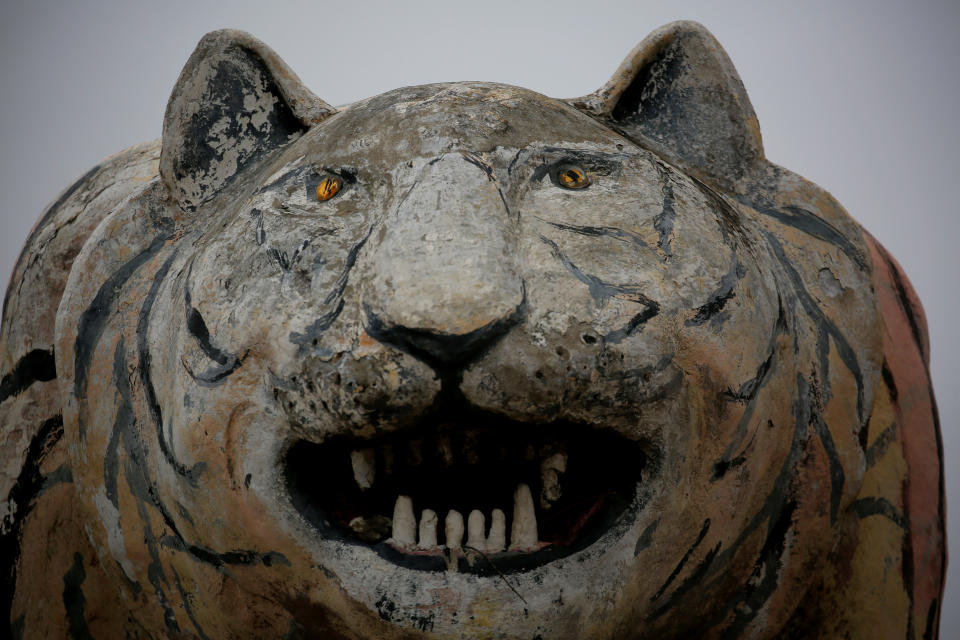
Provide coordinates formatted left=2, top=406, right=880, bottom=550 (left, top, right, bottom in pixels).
left=1, top=0, right=957, bottom=635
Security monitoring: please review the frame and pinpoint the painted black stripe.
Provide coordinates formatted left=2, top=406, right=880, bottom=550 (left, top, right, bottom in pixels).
left=62, top=552, right=94, bottom=640
left=865, top=421, right=898, bottom=468
left=738, top=195, right=867, bottom=269
left=762, top=230, right=865, bottom=422
left=714, top=298, right=786, bottom=477
left=651, top=518, right=711, bottom=602
left=537, top=218, right=649, bottom=249
left=171, top=565, right=211, bottom=640
left=851, top=496, right=908, bottom=530
left=653, top=168, right=676, bottom=257
left=138, top=252, right=204, bottom=483
left=0, top=414, right=64, bottom=630
left=3, top=164, right=103, bottom=318
left=877, top=243, right=928, bottom=359
left=291, top=227, right=372, bottom=350
left=181, top=260, right=247, bottom=385
left=687, top=260, right=744, bottom=327
left=603, top=305, right=660, bottom=344
left=74, top=233, right=168, bottom=419
left=634, top=518, right=660, bottom=556
left=812, top=410, right=846, bottom=523
left=159, top=535, right=290, bottom=569
left=539, top=235, right=659, bottom=308
left=0, top=349, right=56, bottom=404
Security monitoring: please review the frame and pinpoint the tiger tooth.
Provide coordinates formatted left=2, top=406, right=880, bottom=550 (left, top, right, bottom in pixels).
left=539, top=451, right=567, bottom=509
left=487, top=509, right=506, bottom=552
left=510, top=483, right=538, bottom=550
left=418, top=509, right=438, bottom=549
left=350, top=449, right=375, bottom=490
left=391, top=495, right=416, bottom=548
left=437, top=436, right=453, bottom=467
left=466, top=510, right=486, bottom=550
left=445, top=510, right=464, bottom=550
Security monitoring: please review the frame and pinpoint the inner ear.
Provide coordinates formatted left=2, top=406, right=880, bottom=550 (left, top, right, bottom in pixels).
left=160, top=29, right=334, bottom=212
left=570, top=21, right=764, bottom=193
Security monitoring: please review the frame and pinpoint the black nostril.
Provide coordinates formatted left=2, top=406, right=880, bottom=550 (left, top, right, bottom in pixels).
left=363, top=287, right=527, bottom=371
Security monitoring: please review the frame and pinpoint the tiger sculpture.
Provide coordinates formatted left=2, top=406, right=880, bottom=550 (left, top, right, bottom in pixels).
left=0, top=21, right=945, bottom=639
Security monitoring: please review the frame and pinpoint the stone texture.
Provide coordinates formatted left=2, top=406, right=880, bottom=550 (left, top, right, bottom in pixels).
left=0, top=21, right=944, bottom=639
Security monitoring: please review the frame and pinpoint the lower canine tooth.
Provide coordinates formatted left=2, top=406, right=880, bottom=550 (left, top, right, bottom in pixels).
left=418, top=509, right=438, bottom=549
left=445, top=510, right=464, bottom=550
left=510, top=483, right=538, bottom=550
left=391, top=495, right=416, bottom=547
left=351, top=449, right=376, bottom=490
left=539, top=451, right=567, bottom=508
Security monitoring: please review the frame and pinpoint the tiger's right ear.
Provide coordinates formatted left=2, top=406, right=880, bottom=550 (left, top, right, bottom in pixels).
left=160, top=30, right=334, bottom=212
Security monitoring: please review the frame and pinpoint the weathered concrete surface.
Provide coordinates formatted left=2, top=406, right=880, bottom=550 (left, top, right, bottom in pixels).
left=0, top=21, right=944, bottom=639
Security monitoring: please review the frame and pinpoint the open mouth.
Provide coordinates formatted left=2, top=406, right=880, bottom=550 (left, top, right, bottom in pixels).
left=283, top=413, right=648, bottom=575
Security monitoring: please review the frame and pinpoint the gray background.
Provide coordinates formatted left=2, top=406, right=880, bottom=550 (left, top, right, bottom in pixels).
left=1, top=0, right=956, bottom=634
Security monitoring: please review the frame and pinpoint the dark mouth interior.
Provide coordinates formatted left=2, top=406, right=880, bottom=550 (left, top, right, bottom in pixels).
left=284, top=415, right=646, bottom=575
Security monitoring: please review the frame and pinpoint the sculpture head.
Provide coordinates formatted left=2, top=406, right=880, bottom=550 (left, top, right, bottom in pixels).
left=2, top=21, right=943, bottom=640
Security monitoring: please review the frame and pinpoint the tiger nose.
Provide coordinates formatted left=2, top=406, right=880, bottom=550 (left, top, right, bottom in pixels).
left=361, top=153, right=525, bottom=367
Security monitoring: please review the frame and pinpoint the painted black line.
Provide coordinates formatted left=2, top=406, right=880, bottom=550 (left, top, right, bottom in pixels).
left=687, top=260, right=744, bottom=327
left=159, top=535, right=290, bottom=569
left=171, top=565, right=211, bottom=640
left=539, top=235, right=658, bottom=307
left=603, top=305, right=660, bottom=343
left=536, top=218, right=649, bottom=249
left=290, top=226, right=373, bottom=350
left=460, top=152, right=495, bottom=181
left=738, top=195, right=867, bottom=269
left=0, top=349, right=56, bottom=404
left=652, top=162, right=676, bottom=257
left=634, top=518, right=660, bottom=556
left=2, top=163, right=103, bottom=318
left=138, top=251, right=204, bottom=483
left=762, top=230, right=865, bottom=422
left=0, top=414, right=64, bottom=630
left=865, top=421, right=898, bottom=468
left=877, top=243, right=928, bottom=359
left=62, top=552, right=94, bottom=640
left=812, top=409, right=846, bottom=523
left=74, top=233, right=168, bottom=421
left=182, top=260, right=247, bottom=385
left=851, top=496, right=908, bottom=530
left=651, top=518, right=711, bottom=602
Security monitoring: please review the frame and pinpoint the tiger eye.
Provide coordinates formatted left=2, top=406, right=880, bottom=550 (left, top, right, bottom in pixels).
left=315, top=175, right=342, bottom=201
left=557, top=165, right=590, bottom=189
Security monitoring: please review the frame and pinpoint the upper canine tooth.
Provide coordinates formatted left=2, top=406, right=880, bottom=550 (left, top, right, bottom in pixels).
left=466, top=510, right=486, bottom=550
left=487, top=509, right=506, bottom=552
left=445, top=510, right=464, bottom=550
left=418, top=509, right=438, bottom=549
left=539, top=451, right=567, bottom=509
left=510, top=483, right=538, bottom=550
left=351, top=449, right=376, bottom=490
left=391, top=495, right=416, bottom=548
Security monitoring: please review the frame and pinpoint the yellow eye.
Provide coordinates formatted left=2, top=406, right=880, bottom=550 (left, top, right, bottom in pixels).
left=557, top=165, right=590, bottom=189
left=315, top=175, right=342, bottom=201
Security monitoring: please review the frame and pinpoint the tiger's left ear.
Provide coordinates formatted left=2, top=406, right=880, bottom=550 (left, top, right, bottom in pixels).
left=570, top=21, right=764, bottom=193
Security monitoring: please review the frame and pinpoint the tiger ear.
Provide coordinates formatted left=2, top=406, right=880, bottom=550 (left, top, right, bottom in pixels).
left=570, top=21, right=764, bottom=193
left=160, top=29, right=335, bottom=212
